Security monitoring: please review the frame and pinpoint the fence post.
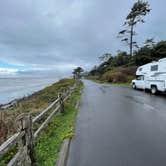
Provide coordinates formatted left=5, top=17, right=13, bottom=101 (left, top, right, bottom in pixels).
left=17, top=114, right=35, bottom=165
left=58, top=94, right=64, bottom=114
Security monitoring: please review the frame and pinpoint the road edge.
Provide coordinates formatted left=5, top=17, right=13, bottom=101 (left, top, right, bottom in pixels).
left=55, top=88, right=82, bottom=166
left=55, top=138, right=71, bottom=166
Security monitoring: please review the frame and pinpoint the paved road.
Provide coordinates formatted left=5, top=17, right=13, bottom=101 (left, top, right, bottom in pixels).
left=67, top=80, right=166, bottom=166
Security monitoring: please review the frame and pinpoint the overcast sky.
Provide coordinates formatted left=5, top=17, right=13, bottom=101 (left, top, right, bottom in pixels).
left=0, top=0, right=165, bottom=77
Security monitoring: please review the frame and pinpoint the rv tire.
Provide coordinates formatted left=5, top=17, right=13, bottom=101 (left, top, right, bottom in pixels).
left=132, top=83, right=137, bottom=89
left=151, top=86, right=157, bottom=95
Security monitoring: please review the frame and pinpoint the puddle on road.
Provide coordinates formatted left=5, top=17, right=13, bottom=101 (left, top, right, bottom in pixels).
left=125, top=95, right=155, bottom=112
left=99, top=85, right=110, bottom=94
left=125, top=95, right=144, bottom=105
left=143, top=103, right=155, bottom=111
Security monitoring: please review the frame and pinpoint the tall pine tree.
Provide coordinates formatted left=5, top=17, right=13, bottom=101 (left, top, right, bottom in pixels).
left=118, top=0, right=151, bottom=58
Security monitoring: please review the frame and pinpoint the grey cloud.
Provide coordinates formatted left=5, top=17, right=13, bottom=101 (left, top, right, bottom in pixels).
left=0, top=0, right=165, bottom=76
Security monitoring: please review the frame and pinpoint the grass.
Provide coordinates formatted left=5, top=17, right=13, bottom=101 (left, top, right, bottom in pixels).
left=89, top=78, right=131, bottom=87
left=108, top=83, right=131, bottom=87
left=0, top=78, right=83, bottom=166
left=0, top=146, right=18, bottom=166
left=35, top=82, right=83, bottom=166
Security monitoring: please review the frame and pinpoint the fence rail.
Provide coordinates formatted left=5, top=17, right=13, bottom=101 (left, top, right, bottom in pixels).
left=0, top=82, right=78, bottom=166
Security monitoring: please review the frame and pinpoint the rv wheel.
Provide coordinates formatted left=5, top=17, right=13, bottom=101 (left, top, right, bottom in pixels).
left=151, top=86, right=157, bottom=95
left=132, top=83, right=136, bottom=89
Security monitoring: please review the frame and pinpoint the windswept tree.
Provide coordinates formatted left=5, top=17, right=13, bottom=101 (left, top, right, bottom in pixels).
left=99, top=53, right=112, bottom=62
left=73, top=67, right=84, bottom=79
left=153, top=41, right=166, bottom=59
left=144, top=38, right=155, bottom=48
left=118, top=0, right=151, bottom=57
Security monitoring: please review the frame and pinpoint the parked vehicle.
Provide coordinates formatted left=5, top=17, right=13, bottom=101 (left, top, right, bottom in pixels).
left=132, top=58, right=166, bottom=94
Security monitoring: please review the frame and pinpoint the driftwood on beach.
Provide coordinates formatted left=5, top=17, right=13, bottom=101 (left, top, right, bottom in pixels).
left=0, top=90, right=42, bottom=110
left=0, top=100, right=18, bottom=110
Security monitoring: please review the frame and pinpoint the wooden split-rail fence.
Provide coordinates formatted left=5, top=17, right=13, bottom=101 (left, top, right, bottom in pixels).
left=0, top=83, right=78, bottom=166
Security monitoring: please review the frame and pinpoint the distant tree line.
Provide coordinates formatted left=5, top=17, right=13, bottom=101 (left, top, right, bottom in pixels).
left=89, top=40, right=166, bottom=76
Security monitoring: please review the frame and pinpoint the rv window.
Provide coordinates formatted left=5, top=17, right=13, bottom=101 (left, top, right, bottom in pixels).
left=136, top=75, right=144, bottom=80
left=151, top=65, right=158, bottom=71
left=139, top=68, right=142, bottom=71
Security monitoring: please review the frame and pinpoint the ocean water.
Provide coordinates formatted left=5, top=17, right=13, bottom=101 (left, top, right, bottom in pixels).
left=0, top=77, right=58, bottom=104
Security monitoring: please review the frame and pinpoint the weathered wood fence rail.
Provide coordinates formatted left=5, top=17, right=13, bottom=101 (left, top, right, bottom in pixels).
left=0, top=83, right=78, bottom=166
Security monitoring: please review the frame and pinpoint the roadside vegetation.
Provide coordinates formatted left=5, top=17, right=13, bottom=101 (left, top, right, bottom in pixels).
left=87, top=0, right=166, bottom=85
left=88, top=41, right=166, bottom=85
left=0, top=78, right=83, bottom=165
left=35, top=81, right=83, bottom=166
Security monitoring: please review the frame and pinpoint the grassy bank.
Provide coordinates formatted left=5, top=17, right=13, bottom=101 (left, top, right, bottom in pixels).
left=87, top=76, right=131, bottom=87
left=0, top=79, right=75, bottom=143
left=35, top=81, right=83, bottom=166
left=108, top=83, right=131, bottom=87
left=0, top=78, right=83, bottom=165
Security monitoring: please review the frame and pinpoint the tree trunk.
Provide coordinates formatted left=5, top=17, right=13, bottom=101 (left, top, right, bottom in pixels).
left=130, top=24, right=134, bottom=58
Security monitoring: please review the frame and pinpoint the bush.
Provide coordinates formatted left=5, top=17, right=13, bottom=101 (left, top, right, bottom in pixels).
left=119, top=67, right=137, bottom=76
left=108, top=72, right=128, bottom=83
left=0, top=120, right=8, bottom=143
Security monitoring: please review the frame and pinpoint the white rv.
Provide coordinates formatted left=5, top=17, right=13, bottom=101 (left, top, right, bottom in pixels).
left=132, top=58, right=166, bottom=94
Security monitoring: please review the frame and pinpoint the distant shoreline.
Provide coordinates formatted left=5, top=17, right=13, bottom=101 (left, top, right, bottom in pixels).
left=0, top=77, right=59, bottom=108
left=0, top=98, right=19, bottom=110
left=0, top=90, right=41, bottom=111
left=0, top=94, right=34, bottom=110
left=0, top=80, right=58, bottom=110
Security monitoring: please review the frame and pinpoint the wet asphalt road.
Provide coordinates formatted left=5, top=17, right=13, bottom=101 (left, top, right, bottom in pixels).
left=67, top=80, right=166, bottom=166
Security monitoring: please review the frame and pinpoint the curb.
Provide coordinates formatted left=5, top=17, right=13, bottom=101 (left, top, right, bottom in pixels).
left=56, top=138, right=71, bottom=166
left=56, top=94, right=82, bottom=166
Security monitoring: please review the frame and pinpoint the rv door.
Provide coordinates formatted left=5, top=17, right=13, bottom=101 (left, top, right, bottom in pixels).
left=135, top=75, right=145, bottom=89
